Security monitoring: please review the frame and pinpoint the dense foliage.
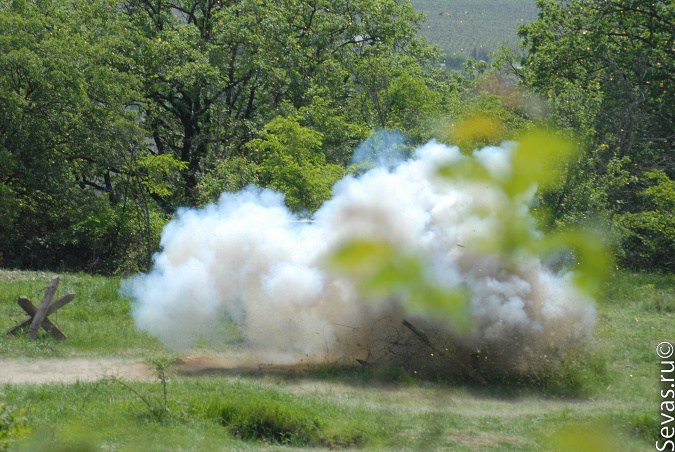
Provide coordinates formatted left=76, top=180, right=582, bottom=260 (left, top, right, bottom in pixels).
left=0, top=0, right=448, bottom=272
left=0, top=0, right=671, bottom=272
left=0, top=401, right=29, bottom=450
left=518, top=0, right=674, bottom=270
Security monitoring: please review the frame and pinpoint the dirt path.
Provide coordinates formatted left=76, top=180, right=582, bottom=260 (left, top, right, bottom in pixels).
left=0, top=358, right=154, bottom=384
left=0, top=353, right=300, bottom=385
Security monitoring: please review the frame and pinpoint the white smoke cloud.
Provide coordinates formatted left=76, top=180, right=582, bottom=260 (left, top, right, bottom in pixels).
left=122, top=139, right=595, bottom=375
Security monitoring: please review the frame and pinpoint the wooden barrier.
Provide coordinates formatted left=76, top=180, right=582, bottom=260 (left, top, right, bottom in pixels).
left=5, top=276, right=75, bottom=340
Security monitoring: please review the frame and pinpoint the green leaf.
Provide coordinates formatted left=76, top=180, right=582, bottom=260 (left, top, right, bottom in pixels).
left=531, top=229, right=613, bottom=298
left=327, top=239, right=470, bottom=326
left=507, top=129, right=579, bottom=196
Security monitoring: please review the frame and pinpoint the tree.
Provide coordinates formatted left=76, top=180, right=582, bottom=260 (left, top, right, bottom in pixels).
left=0, top=0, right=451, bottom=272
left=247, top=115, right=346, bottom=213
left=517, top=0, right=674, bottom=270
left=123, top=0, right=439, bottom=207
left=0, top=0, right=179, bottom=272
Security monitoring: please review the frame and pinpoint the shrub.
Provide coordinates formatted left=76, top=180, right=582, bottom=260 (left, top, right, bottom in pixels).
left=618, top=170, right=675, bottom=272
left=537, top=348, right=608, bottom=398
left=204, top=395, right=320, bottom=446
left=0, top=401, right=30, bottom=451
left=202, top=388, right=364, bottom=448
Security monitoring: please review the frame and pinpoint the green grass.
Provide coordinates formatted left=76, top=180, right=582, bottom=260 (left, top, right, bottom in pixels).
left=0, top=270, right=673, bottom=450
left=594, top=272, right=675, bottom=406
left=201, top=383, right=367, bottom=447
left=0, top=271, right=166, bottom=357
left=0, top=374, right=654, bottom=451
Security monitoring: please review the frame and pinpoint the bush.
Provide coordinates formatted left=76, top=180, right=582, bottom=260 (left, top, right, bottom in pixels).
left=0, top=401, right=30, bottom=451
left=204, top=395, right=320, bottom=446
left=537, top=348, right=608, bottom=398
left=202, top=388, right=363, bottom=448
left=618, top=170, right=675, bottom=272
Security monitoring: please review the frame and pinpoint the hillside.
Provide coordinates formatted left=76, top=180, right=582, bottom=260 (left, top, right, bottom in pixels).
left=411, top=0, right=539, bottom=66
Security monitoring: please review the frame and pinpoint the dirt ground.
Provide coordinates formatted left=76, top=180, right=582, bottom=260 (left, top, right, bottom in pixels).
left=0, top=357, right=154, bottom=384
left=0, top=353, right=312, bottom=385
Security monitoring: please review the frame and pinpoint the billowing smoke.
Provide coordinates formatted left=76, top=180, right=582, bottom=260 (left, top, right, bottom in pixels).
left=122, top=139, right=595, bottom=377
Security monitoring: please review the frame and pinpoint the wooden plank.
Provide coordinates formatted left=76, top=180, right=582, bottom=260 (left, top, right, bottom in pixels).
left=17, top=296, right=37, bottom=316
left=5, top=297, right=37, bottom=335
left=11, top=294, right=72, bottom=340
left=46, top=292, right=75, bottom=314
left=39, top=318, right=67, bottom=340
left=7, top=316, right=67, bottom=340
left=29, top=276, right=59, bottom=339
left=5, top=318, right=31, bottom=335
left=18, top=293, right=75, bottom=318
left=35, top=292, right=74, bottom=340
left=5, top=297, right=34, bottom=334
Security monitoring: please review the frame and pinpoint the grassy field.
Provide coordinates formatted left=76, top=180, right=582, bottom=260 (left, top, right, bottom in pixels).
left=0, top=271, right=164, bottom=358
left=410, top=0, right=538, bottom=67
left=0, top=269, right=673, bottom=450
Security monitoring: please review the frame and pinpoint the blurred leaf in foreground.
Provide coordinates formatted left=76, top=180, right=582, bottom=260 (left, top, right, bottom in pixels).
left=327, top=240, right=470, bottom=329
left=328, top=120, right=609, bottom=328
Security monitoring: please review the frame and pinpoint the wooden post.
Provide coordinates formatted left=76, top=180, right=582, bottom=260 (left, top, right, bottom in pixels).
left=29, top=276, right=60, bottom=339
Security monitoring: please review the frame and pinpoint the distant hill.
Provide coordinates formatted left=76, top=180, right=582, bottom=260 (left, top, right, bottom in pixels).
left=410, top=0, right=539, bottom=68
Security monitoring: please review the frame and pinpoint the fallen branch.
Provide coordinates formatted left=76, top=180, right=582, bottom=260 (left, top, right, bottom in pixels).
left=402, top=319, right=486, bottom=385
